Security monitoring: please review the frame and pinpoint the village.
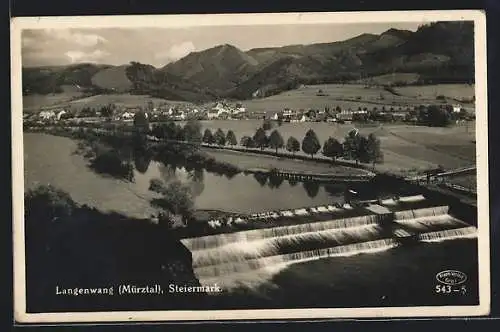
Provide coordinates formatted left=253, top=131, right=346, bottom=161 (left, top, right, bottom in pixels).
left=23, top=98, right=470, bottom=126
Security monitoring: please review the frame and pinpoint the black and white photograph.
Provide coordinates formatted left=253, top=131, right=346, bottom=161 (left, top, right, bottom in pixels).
left=11, top=10, right=490, bottom=322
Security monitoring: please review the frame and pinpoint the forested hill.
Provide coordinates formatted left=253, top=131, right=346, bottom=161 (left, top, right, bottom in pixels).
left=22, top=21, right=474, bottom=101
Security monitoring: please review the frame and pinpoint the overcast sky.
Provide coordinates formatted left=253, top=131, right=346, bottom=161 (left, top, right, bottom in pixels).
left=22, top=22, right=423, bottom=68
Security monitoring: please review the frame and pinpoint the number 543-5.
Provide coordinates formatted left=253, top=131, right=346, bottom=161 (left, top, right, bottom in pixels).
left=435, top=284, right=467, bottom=295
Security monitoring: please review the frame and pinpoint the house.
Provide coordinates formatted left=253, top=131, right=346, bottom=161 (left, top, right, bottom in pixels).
left=56, top=110, right=67, bottom=120
left=452, top=104, right=462, bottom=113
left=271, top=112, right=280, bottom=121
left=206, top=109, right=220, bottom=120
left=233, top=107, right=246, bottom=115
left=172, top=110, right=186, bottom=121
left=121, top=112, right=134, bottom=120
left=39, top=110, right=56, bottom=121
left=290, top=114, right=307, bottom=123
left=336, top=110, right=354, bottom=121
left=212, top=102, right=227, bottom=112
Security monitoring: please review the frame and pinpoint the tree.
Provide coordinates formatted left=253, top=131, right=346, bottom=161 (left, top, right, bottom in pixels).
left=240, top=136, right=255, bottom=149
left=286, top=136, right=300, bottom=155
left=151, top=124, right=164, bottom=140
left=262, top=119, right=273, bottom=131
left=133, top=111, right=149, bottom=133
left=302, top=129, right=321, bottom=158
left=343, top=129, right=359, bottom=162
left=253, top=127, right=268, bottom=150
left=366, top=133, right=384, bottom=169
left=269, top=129, right=285, bottom=155
left=322, top=137, right=344, bottom=162
left=226, top=130, right=237, bottom=146
left=149, top=179, right=194, bottom=225
left=418, top=105, right=451, bottom=127
left=202, top=129, right=215, bottom=145
left=214, top=128, right=226, bottom=146
left=182, top=120, right=202, bottom=143
left=458, top=108, right=468, bottom=120
left=100, top=105, right=114, bottom=118
left=164, top=121, right=180, bottom=140
left=277, top=114, right=284, bottom=126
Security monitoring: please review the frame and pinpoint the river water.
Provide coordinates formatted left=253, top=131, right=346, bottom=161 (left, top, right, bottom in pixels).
left=23, top=133, right=347, bottom=217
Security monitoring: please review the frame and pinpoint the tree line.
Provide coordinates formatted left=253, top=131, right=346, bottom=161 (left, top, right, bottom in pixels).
left=200, top=120, right=383, bottom=168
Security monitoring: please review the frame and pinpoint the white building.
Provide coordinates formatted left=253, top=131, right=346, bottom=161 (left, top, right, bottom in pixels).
left=453, top=104, right=462, bottom=113
left=39, top=110, right=56, bottom=120
left=207, top=110, right=220, bottom=120
left=56, top=110, right=67, bottom=120
left=121, top=112, right=134, bottom=120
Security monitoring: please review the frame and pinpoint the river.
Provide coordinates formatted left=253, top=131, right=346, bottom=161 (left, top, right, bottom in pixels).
left=24, top=133, right=348, bottom=217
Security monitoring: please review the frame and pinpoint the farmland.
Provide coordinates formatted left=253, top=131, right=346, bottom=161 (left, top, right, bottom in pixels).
left=22, top=83, right=476, bottom=115
left=237, top=83, right=476, bottom=117
left=354, top=73, right=421, bottom=85
left=395, top=84, right=475, bottom=101
left=61, top=93, right=188, bottom=111
left=197, top=120, right=476, bottom=176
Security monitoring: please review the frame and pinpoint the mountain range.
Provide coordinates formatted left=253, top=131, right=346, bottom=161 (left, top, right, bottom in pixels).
left=22, top=21, right=474, bottom=102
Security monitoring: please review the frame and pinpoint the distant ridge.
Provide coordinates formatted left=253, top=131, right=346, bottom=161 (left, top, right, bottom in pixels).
left=22, top=21, right=474, bottom=101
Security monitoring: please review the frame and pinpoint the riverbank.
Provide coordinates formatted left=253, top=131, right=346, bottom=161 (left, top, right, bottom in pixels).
left=204, top=148, right=372, bottom=177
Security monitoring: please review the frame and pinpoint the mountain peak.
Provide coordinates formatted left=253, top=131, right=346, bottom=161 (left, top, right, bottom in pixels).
left=381, top=28, right=414, bottom=39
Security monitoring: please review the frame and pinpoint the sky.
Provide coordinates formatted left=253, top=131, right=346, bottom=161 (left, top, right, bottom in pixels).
left=21, top=22, right=423, bottom=68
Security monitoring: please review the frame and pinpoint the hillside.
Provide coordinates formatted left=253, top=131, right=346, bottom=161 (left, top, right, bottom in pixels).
left=90, top=65, right=133, bottom=92
left=22, top=63, right=112, bottom=95
left=162, top=44, right=259, bottom=93
left=22, top=21, right=475, bottom=102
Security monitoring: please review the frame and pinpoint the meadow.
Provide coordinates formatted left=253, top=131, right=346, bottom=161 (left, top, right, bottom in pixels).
left=23, top=92, right=85, bottom=111
left=65, top=93, right=188, bottom=111
left=236, top=83, right=476, bottom=116
left=197, top=120, right=476, bottom=175
left=22, top=83, right=476, bottom=115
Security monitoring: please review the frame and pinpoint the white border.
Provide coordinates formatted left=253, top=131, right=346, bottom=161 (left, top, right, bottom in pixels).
left=11, top=10, right=490, bottom=323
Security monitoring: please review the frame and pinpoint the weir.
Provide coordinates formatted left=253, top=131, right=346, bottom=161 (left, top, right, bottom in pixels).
left=181, top=197, right=478, bottom=289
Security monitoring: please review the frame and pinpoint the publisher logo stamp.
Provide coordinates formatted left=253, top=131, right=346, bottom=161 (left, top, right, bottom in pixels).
left=435, top=270, right=468, bottom=295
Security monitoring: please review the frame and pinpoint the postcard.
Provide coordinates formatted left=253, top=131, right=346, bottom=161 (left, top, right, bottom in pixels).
left=11, top=10, right=490, bottom=323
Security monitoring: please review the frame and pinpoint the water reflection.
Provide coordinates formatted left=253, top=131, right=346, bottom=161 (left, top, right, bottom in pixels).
left=80, top=142, right=359, bottom=211
left=303, top=181, right=320, bottom=198
left=268, top=175, right=284, bottom=189
left=253, top=173, right=268, bottom=187
left=133, top=150, right=152, bottom=174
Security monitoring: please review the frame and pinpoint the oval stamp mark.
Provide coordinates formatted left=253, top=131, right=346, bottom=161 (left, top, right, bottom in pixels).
left=436, top=270, right=467, bottom=286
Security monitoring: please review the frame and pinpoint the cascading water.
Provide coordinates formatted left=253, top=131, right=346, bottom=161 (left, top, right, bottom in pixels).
left=393, top=206, right=450, bottom=220
left=190, top=224, right=385, bottom=269
left=183, top=214, right=382, bottom=252
left=183, top=202, right=477, bottom=292
left=393, top=206, right=472, bottom=234
left=418, top=226, right=477, bottom=242
left=198, top=238, right=400, bottom=290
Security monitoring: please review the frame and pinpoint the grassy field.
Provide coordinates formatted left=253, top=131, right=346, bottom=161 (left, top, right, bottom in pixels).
left=23, top=83, right=476, bottom=115
left=354, top=73, right=421, bottom=85
left=204, top=149, right=368, bottom=176
left=65, top=94, right=186, bottom=111
left=238, top=83, right=476, bottom=116
left=197, top=120, right=476, bottom=175
left=23, top=92, right=85, bottom=111
left=446, top=175, right=477, bottom=190
left=395, top=84, right=475, bottom=101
